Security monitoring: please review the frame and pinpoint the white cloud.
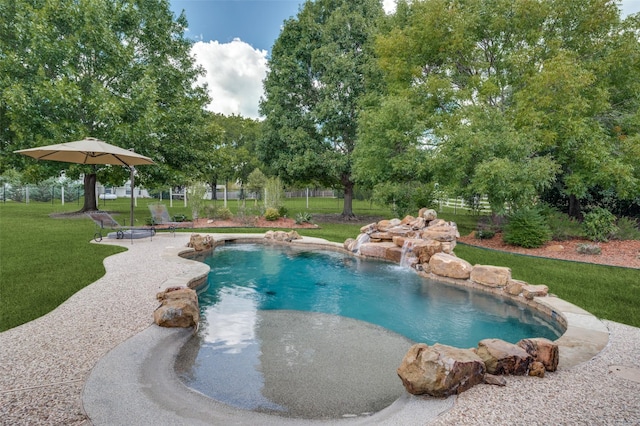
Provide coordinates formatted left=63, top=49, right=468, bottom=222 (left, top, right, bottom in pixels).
left=191, top=39, right=268, bottom=119
left=382, top=0, right=396, bottom=14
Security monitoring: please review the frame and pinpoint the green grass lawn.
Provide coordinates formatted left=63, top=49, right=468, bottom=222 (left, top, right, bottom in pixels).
left=454, top=244, right=640, bottom=328
left=1, top=198, right=638, bottom=331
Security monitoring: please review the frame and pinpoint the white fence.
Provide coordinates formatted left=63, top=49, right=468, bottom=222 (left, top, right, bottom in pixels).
left=438, top=196, right=493, bottom=214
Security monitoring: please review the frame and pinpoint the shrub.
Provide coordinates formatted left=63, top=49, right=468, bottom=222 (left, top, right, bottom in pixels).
left=295, top=212, right=314, bottom=224
left=545, top=210, right=584, bottom=241
left=264, top=207, right=280, bottom=221
left=576, top=243, right=602, bottom=255
left=203, top=205, right=233, bottom=220
left=217, top=207, right=233, bottom=220
left=502, top=208, right=551, bottom=248
left=613, top=217, right=640, bottom=241
left=582, top=207, right=618, bottom=242
left=172, top=214, right=188, bottom=222
left=475, top=229, right=495, bottom=239
left=278, top=205, right=288, bottom=218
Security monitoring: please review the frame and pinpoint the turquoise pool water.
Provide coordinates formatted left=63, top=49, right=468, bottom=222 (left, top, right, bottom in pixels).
left=197, top=244, right=561, bottom=346
left=176, top=244, right=562, bottom=418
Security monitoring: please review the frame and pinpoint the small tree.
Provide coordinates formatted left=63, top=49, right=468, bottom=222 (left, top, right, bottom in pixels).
left=187, top=183, right=207, bottom=220
left=246, top=168, right=267, bottom=205
left=264, top=177, right=285, bottom=211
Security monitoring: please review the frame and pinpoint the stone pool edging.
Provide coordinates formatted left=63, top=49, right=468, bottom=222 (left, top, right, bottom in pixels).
left=173, top=232, right=608, bottom=371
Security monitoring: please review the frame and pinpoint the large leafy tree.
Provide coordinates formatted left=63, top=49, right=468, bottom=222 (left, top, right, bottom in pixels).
left=0, top=0, right=209, bottom=211
left=365, top=0, right=640, bottom=216
left=258, top=0, right=385, bottom=217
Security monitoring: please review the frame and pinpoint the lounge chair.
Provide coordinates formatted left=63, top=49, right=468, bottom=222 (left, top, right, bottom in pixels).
left=147, top=203, right=192, bottom=235
left=86, top=211, right=155, bottom=242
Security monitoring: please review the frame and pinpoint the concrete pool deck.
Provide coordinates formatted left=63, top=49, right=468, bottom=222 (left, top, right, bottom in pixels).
left=1, top=233, right=639, bottom=424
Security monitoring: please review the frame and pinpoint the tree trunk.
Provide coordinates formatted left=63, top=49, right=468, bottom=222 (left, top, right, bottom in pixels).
left=81, top=173, right=98, bottom=212
left=341, top=176, right=355, bottom=218
left=568, top=194, right=582, bottom=220
left=209, top=180, right=218, bottom=200
left=210, top=179, right=217, bottom=200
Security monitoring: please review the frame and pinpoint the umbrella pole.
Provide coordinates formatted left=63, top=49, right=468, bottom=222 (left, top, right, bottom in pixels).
left=130, top=166, right=135, bottom=227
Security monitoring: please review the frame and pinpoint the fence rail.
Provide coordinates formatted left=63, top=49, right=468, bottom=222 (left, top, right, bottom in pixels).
left=437, top=196, right=492, bottom=213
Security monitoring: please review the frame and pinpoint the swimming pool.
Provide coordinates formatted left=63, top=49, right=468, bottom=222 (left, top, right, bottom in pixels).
left=176, top=243, right=562, bottom=418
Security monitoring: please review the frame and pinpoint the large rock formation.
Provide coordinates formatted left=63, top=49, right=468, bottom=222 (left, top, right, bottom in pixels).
left=153, top=286, right=200, bottom=328
left=346, top=208, right=563, bottom=394
left=347, top=209, right=558, bottom=329
left=397, top=343, right=486, bottom=397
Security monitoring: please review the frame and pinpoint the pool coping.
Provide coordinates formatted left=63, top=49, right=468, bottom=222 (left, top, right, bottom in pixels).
left=82, top=233, right=610, bottom=424
left=180, top=233, right=609, bottom=370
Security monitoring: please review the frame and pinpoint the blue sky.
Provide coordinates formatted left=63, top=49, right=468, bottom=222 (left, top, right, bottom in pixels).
left=169, top=0, right=640, bottom=119
left=170, top=1, right=304, bottom=52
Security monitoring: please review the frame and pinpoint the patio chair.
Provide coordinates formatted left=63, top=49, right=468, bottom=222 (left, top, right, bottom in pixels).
left=147, top=203, right=192, bottom=235
left=86, top=211, right=155, bottom=242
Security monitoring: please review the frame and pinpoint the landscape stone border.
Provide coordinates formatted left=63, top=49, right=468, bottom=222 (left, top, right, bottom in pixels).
left=179, top=231, right=609, bottom=372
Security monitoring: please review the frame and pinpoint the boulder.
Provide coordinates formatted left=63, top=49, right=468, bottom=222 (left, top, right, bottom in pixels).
left=422, top=227, right=458, bottom=242
left=440, top=241, right=456, bottom=253
left=359, top=242, right=397, bottom=261
left=387, top=225, right=416, bottom=238
left=517, top=338, right=559, bottom=372
left=421, top=221, right=460, bottom=242
left=409, top=217, right=427, bottom=230
left=419, top=208, right=438, bottom=221
left=154, top=287, right=199, bottom=328
left=360, top=223, right=377, bottom=233
left=397, top=343, right=486, bottom=397
left=187, top=234, right=214, bottom=251
left=505, top=279, right=527, bottom=296
left=344, top=238, right=355, bottom=251
left=392, top=235, right=407, bottom=247
left=387, top=246, right=404, bottom=263
left=156, top=286, right=197, bottom=303
left=429, top=253, right=473, bottom=280
left=264, top=230, right=302, bottom=242
left=400, top=215, right=416, bottom=225
left=411, top=239, right=442, bottom=264
left=377, top=218, right=402, bottom=232
left=477, top=339, right=533, bottom=375
left=522, top=284, right=549, bottom=300
left=428, top=218, right=447, bottom=227
left=369, top=231, right=393, bottom=241
left=470, top=265, right=512, bottom=288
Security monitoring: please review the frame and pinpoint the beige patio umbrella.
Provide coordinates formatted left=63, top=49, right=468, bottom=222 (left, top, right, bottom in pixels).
left=15, top=137, right=154, bottom=166
left=15, top=137, right=155, bottom=225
